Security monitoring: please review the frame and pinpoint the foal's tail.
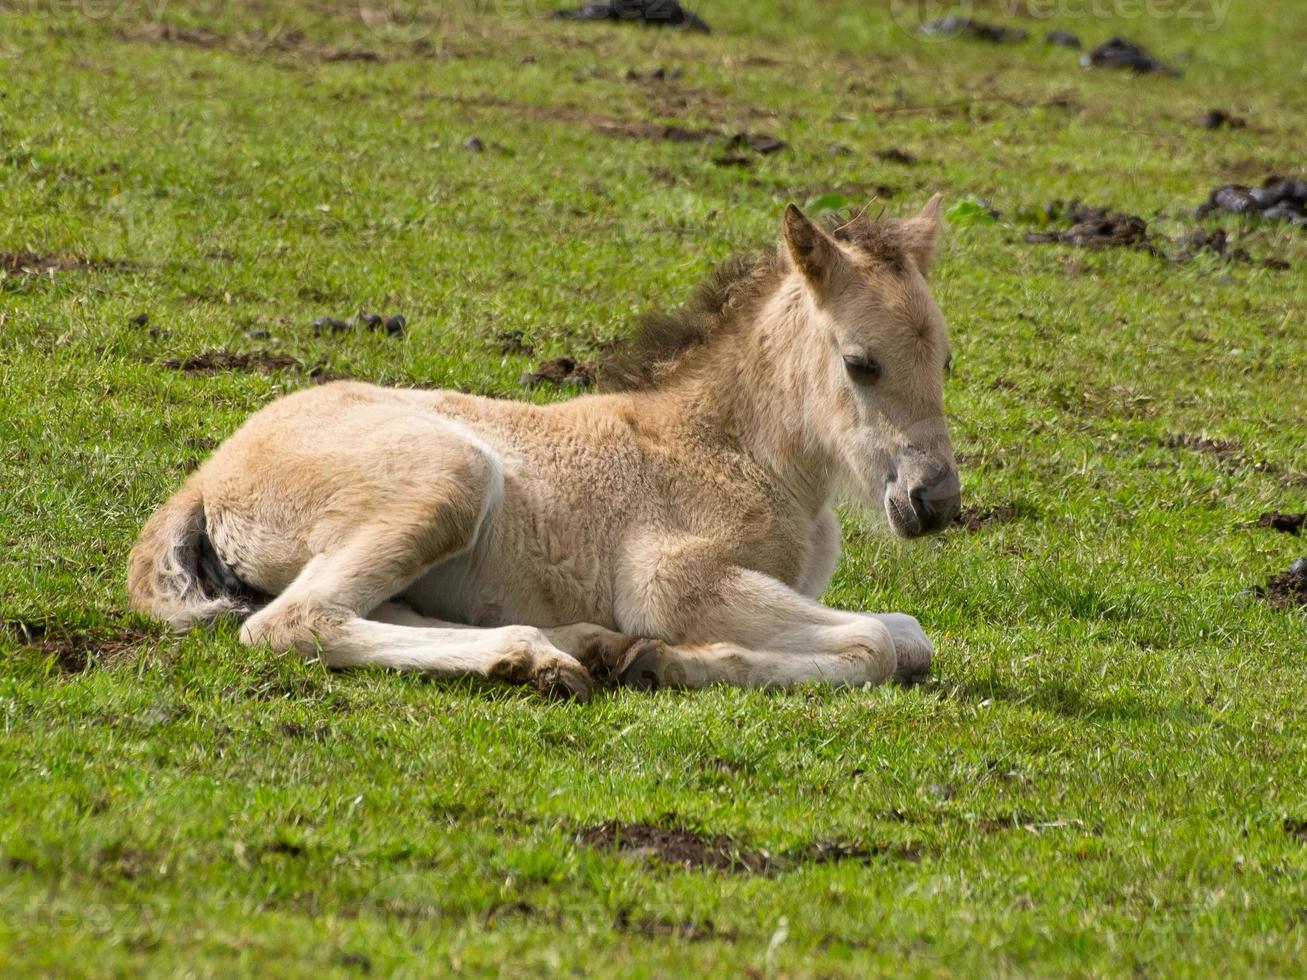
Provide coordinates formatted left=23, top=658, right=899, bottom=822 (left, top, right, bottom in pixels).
left=127, top=483, right=256, bottom=631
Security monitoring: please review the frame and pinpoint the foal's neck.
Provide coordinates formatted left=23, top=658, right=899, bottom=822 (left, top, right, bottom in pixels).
left=655, top=278, right=837, bottom=515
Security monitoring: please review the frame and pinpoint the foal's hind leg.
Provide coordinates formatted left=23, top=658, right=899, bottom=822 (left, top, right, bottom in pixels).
left=236, top=431, right=591, bottom=699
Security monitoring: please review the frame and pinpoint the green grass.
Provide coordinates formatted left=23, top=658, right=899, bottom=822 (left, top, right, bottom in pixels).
left=2, top=0, right=1306, bottom=975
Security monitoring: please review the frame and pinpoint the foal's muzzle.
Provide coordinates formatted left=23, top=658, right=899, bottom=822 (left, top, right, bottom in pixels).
left=885, top=453, right=961, bottom=538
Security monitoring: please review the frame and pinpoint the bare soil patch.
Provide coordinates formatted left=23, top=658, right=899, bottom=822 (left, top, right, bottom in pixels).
left=1, top=620, right=157, bottom=674
left=1198, top=109, right=1247, bottom=130
left=122, top=22, right=387, bottom=63
left=163, top=350, right=304, bottom=375
left=0, top=251, right=125, bottom=275
left=875, top=147, right=919, bottom=165
left=1161, top=433, right=1306, bottom=486
left=595, top=120, right=717, bottom=143
left=495, top=329, right=536, bottom=356
left=1253, top=560, right=1307, bottom=610
left=1255, top=512, right=1305, bottom=535
left=578, top=821, right=916, bottom=874
left=953, top=505, right=1024, bottom=532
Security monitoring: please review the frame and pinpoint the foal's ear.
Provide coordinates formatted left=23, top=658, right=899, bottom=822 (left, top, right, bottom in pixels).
left=899, top=193, right=944, bottom=276
left=781, top=203, right=842, bottom=290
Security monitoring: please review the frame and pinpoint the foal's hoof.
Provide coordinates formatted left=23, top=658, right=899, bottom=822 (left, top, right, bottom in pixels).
left=617, top=639, right=667, bottom=691
left=877, top=613, right=935, bottom=683
left=533, top=657, right=593, bottom=703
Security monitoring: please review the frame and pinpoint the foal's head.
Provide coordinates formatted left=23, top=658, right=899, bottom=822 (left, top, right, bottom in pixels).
left=780, top=197, right=960, bottom=537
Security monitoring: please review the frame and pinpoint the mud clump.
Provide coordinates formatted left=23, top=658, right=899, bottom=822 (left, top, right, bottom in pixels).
left=520, top=356, right=595, bottom=389
left=1255, top=512, right=1305, bottom=535
left=1045, top=30, right=1082, bottom=49
left=921, top=15, right=1027, bottom=43
left=1252, top=559, right=1307, bottom=610
left=875, top=147, right=919, bottom=165
left=1195, top=176, right=1307, bottom=228
left=552, top=1, right=710, bottom=33
left=495, top=329, right=535, bottom=356
left=726, top=132, right=787, bottom=155
left=163, top=351, right=304, bottom=375
left=714, top=132, right=787, bottom=167
left=1198, top=109, right=1247, bottom=130
left=2, top=620, right=156, bottom=674
left=313, top=313, right=407, bottom=337
left=1170, top=227, right=1266, bottom=265
left=1025, top=202, right=1154, bottom=252
left=1081, top=37, right=1180, bottom=77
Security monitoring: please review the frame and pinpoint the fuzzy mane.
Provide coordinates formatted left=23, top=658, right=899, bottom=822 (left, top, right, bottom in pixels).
left=598, top=210, right=909, bottom=391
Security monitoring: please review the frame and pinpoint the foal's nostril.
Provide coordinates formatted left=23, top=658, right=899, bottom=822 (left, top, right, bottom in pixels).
left=908, top=469, right=962, bottom=533
left=909, top=486, right=931, bottom=524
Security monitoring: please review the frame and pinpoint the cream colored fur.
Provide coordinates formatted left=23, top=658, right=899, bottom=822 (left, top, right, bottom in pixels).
left=128, top=199, right=960, bottom=700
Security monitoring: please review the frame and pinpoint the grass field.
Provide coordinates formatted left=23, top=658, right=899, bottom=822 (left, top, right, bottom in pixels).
left=2, top=0, right=1306, bottom=975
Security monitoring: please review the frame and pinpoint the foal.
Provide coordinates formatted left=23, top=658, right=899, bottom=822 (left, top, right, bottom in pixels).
left=129, top=199, right=960, bottom=699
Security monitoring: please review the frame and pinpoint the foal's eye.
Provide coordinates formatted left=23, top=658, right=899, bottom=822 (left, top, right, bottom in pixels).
left=842, top=354, right=881, bottom=384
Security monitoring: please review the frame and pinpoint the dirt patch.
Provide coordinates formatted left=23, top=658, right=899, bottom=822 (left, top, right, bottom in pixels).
left=0, top=251, right=125, bottom=276
left=495, top=329, right=536, bottom=356
left=1024, top=202, right=1155, bottom=252
left=578, top=821, right=915, bottom=874
left=261, top=839, right=308, bottom=858
left=551, top=1, right=710, bottom=32
left=123, top=22, right=385, bottom=63
left=1160, top=433, right=1305, bottom=484
left=1027, top=204, right=1289, bottom=267
left=953, top=505, right=1024, bottom=532
left=875, top=147, right=919, bottom=165
left=520, top=356, right=595, bottom=389
left=1, top=620, right=157, bottom=674
left=1255, top=512, right=1305, bottom=535
left=1254, top=560, right=1307, bottom=610
left=163, top=350, right=304, bottom=375
left=614, top=906, right=738, bottom=942
left=1195, top=176, right=1307, bottom=228
left=439, top=93, right=735, bottom=148
left=713, top=133, right=788, bottom=168
left=1081, top=37, right=1180, bottom=77
left=594, top=120, right=717, bottom=143
left=624, top=66, right=684, bottom=82
left=1198, top=109, right=1247, bottom=130
left=726, top=132, right=786, bottom=155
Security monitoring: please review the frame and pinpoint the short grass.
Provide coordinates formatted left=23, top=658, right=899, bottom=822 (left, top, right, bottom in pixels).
left=2, top=0, right=1306, bottom=975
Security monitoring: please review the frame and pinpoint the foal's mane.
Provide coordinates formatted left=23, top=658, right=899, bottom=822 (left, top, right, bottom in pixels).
left=599, top=210, right=908, bottom=391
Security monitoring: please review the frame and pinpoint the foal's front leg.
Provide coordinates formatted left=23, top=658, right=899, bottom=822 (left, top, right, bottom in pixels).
left=618, top=563, right=935, bottom=690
